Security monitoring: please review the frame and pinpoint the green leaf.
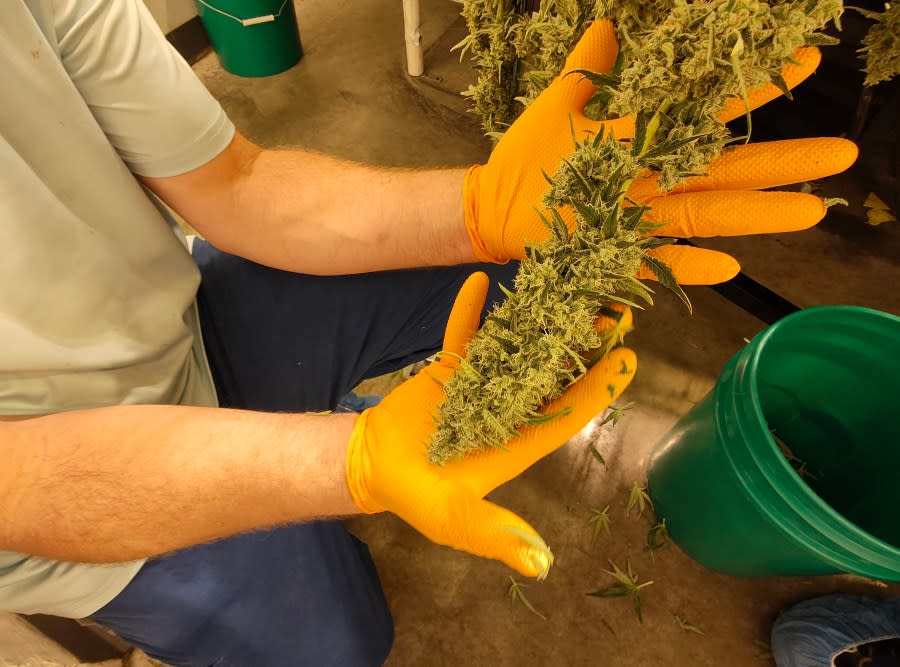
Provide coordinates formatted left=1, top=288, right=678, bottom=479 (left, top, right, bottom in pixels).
left=674, top=614, right=704, bottom=635
left=570, top=199, right=601, bottom=229
left=627, top=483, right=652, bottom=517
left=485, top=314, right=512, bottom=329
left=600, top=204, right=620, bottom=240
left=487, top=332, right=519, bottom=354
left=604, top=293, right=644, bottom=309
left=804, top=33, right=840, bottom=46
left=560, top=157, right=595, bottom=197
left=549, top=208, right=571, bottom=242
left=599, top=401, right=635, bottom=427
left=588, top=442, right=607, bottom=467
left=632, top=110, right=649, bottom=157
left=600, top=164, right=628, bottom=203
left=769, top=72, right=794, bottom=100
left=570, top=68, right=620, bottom=90
left=620, top=205, right=648, bottom=231
left=633, top=592, right=644, bottom=623
left=497, top=282, right=515, bottom=300
left=606, top=559, right=636, bottom=587
left=508, top=577, right=547, bottom=620
left=620, top=276, right=655, bottom=306
left=521, top=406, right=572, bottom=426
left=588, top=505, right=611, bottom=544
left=647, top=519, right=668, bottom=553
left=525, top=245, right=544, bottom=263
left=641, top=133, right=712, bottom=160
left=600, top=617, right=616, bottom=636
left=640, top=236, right=677, bottom=250
left=570, top=288, right=608, bottom=304
left=586, top=585, right=631, bottom=598
left=641, top=253, right=692, bottom=313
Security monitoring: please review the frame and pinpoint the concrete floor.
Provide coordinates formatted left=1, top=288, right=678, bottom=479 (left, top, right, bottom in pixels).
left=4, top=0, right=899, bottom=665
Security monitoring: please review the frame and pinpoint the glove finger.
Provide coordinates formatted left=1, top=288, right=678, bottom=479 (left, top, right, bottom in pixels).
left=449, top=347, right=636, bottom=496
left=442, top=272, right=490, bottom=357
left=646, top=190, right=826, bottom=238
left=637, top=245, right=739, bottom=285
left=556, top=19, right=620, bottom=110
left=719, top=47, right=821, bottom=123
left=594, top=304, right=633, bottom=336
left=412, top=483, right=554, bottom=579
left=628, top=138, right=858, bottom=200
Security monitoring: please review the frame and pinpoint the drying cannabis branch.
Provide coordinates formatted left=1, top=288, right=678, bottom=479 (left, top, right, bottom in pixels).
left=429, top=1, right=844, bottom=464
left=855, top=2, right=900, bottom=86
left=457, top=0, right=598, bottom=136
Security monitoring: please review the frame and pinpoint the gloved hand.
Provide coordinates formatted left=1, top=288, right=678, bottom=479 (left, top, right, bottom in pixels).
left=345, top=272, right=635, bottom=578
left=462, top=19, right=858, bottom=285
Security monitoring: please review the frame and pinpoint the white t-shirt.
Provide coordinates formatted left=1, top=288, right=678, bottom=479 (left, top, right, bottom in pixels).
left=1, top=0, right=235, bottom=617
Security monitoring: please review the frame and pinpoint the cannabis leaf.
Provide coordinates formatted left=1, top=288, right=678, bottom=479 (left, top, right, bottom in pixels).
left=647, top=519, right=668, bottom=557
left=586, top=560, right=654, bottom=623
left=599, top=401, right=635, bottom=427
left=588, top=442, right=606, bottom=468
left=641, top=253, right=691, bottom=314
left=588, top=505, right=612, bottom=544
left=627, top=482, right=653, bottom=517
left=508, top=576, right=546, bottom=620
left=674, top=614, right=704, bottom=635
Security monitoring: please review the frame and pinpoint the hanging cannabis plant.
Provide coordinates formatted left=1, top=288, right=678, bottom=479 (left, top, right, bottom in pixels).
left=457, top=0, right=599, bottom=137
left=429, top=1, right=844, bottom=464
left=856, top=2, right=900, bottom=86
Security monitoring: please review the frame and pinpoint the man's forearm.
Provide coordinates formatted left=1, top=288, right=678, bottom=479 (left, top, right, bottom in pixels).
left=233, top=149, right=479, bottom=274
left=144, top=133, right=480, bottom=274
left=0, top=406, right=358, bottom=563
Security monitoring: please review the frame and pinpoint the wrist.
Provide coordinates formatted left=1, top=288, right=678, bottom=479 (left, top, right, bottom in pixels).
left=344, top=410, right=383, bottom=514
left=279, top=411, right=361, bottom=518
left=462, top=165, right=504, bottom=264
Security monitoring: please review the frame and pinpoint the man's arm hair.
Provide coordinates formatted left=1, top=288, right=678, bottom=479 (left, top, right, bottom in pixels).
left=0, top=406, right=358, bottom=563
left=141, top=131, right=480, bottom=275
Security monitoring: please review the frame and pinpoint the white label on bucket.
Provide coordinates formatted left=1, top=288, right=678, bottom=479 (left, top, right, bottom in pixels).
left=242, top=15, right=275, bottom=26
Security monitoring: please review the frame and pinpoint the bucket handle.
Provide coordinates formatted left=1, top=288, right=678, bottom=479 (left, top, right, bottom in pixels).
left=195, top=0, right=289, bottom=27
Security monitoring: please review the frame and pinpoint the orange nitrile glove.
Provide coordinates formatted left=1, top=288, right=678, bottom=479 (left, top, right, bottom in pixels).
left=462, top=19, right=858, bottom=285
left=345, top=272, right=636, bottom=578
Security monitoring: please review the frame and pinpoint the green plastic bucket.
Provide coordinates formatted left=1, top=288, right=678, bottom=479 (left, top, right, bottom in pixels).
left=647, top=305, right=900, bottom=580
left=194, top=0, right=302, bottom=77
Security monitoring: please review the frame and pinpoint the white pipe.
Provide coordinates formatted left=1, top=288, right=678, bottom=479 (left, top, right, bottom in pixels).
left=402, top=0, right=424, bottom=77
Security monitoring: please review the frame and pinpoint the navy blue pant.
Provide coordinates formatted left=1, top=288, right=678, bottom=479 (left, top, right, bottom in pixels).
left=90, top=241, right=519, bottom=667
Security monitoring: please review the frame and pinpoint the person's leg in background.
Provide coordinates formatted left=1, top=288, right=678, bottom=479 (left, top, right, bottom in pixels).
left=90, top=240, right=519, bottom=667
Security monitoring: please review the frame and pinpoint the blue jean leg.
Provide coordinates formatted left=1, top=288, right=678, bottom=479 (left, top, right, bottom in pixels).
left=191, top=240, right=520, bottom=411
left=91, top=524, right=393, bottom=667
left=90, top=242, right=520, bottom=666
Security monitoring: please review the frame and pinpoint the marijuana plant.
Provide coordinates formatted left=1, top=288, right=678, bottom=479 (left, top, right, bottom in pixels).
left=429, top=1, right=844, bottom=464
left=457, top=0, right=599, bottom=136
left=855, top=2, right=900, bottom=86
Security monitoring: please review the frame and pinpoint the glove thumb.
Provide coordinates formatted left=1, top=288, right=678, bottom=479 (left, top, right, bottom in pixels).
left=556, top=19, right=620, bottom=112
left=421, top=483, right=554, bottom=579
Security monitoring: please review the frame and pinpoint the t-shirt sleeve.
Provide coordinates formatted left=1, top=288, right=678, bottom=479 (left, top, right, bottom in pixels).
left=51, top=0, right=235, bottom=177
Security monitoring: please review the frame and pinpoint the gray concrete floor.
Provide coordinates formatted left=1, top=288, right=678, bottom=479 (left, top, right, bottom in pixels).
left=4, top=0, right=898, bottom=665
left=189, top=2, right=900, bottom=663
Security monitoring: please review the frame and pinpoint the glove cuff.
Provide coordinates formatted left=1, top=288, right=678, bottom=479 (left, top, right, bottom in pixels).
left=345, top=410, right=383, bottom=515
left=463, top=165, right=507, bottom=264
